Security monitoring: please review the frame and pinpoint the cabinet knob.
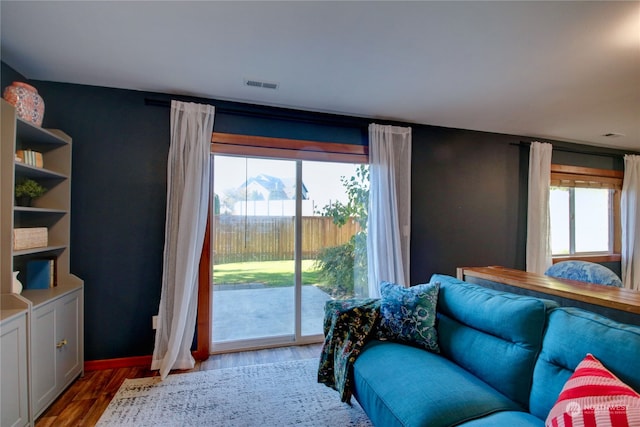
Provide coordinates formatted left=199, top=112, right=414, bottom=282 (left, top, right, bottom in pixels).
left=56, top=339, right=68, bottom=349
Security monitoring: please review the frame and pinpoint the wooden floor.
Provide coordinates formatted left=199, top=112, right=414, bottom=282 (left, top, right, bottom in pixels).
left=35, top=343, right=323, bottom=427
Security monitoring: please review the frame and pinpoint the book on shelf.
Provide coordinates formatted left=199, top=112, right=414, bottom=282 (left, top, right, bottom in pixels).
left=16, top=149, right=44, bottom=168
left=26, top=259, right=56, bottom=289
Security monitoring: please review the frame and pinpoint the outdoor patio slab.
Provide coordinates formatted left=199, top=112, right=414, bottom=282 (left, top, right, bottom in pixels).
left=212, top=285, right=332, bottom=342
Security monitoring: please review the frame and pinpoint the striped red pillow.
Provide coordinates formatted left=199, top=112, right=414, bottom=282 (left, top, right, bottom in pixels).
left=546, top=354, right=640, bottom=427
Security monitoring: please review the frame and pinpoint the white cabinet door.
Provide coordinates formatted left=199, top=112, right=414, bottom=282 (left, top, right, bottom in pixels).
left=31, top=288, right=83, bottom=418
left=0, top=312, right=29, bottom=427
left=56, top=290, right=81, bottom=388
left=31, top=300, right=57, bottom=416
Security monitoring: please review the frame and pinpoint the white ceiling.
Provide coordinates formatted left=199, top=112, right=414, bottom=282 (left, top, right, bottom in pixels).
left=1, top=1, right=639, bottom=151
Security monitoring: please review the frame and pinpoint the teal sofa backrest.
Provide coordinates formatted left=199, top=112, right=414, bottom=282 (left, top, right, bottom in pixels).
left=529, top=307, right=640, bottom=419
left=432, top=274, right=557, bottom=409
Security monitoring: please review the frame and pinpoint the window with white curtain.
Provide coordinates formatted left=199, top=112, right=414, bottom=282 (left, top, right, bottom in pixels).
left=549, top=165, right=622, bottom=258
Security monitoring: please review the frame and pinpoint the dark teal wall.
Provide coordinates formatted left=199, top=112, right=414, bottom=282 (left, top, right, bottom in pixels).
left=409, top=128, right=626, bottom=281
left=1, top=62, right=25, bottom=85
left=410, top=126, right=527, bottom=279
left=24, top=84, right=369, bottom=361
left=1, top=61, right=632, bottom=360
left=23, top=83, right=170, bottom=360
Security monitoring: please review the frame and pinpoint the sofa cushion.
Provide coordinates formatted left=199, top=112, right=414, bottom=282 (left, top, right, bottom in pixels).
left=352, top=341, right=523, bottom=427
left=530, top=307, right=640, bottom=420
left=432, top=274, right=557, bottom=408
left=545, top=353, right=640, bottom=427
left=379, top=281, right=439, bottom=352
left=457, top=411, right=544, bottom=427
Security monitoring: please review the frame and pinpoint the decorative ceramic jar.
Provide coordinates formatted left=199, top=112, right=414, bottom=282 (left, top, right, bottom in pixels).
left=3, top=81, right=45, bottom=126
left=12, top=271, right=23, bottom=294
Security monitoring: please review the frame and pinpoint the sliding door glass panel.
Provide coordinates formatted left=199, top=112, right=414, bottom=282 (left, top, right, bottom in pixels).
left=301, top=162, right=369, bottom=337
left=212, top=156, right=296, bottom=344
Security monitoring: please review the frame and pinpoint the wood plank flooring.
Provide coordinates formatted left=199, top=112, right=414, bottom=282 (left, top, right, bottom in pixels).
left=35, top=343, right=323, bottom=427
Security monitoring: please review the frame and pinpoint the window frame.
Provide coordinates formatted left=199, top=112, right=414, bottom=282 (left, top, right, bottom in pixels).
left=549, top=164, right=623, bottom=264
left=211, top=132, right=369, bottom=164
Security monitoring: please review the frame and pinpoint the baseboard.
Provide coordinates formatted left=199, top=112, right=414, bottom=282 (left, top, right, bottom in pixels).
left=85, top=355, right=152, bottom=371
left=85, top=350, right=209, bottom=371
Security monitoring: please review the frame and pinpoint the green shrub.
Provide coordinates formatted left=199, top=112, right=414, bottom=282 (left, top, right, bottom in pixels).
left=314, top=231, right=368, bottom=298
left=314, top=165, right=370, bottom=298
left=315, top=240, right=354, bottom=298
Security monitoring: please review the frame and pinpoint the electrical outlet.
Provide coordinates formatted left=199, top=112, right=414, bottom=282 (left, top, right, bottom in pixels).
left=152, top=315, right=158, bottom=329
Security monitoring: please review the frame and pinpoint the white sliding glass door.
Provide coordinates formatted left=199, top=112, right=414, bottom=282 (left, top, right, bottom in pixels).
left=300, top=161, right=369, bottom=336
left=211, top=155, right=368, bottom=352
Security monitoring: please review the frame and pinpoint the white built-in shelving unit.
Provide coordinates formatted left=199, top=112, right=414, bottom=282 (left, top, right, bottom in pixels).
left=1, top=99, right=84, bottom=426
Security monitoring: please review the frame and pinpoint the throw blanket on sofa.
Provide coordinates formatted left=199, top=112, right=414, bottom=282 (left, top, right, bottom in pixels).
left=317, top=298, right=381, bottom=403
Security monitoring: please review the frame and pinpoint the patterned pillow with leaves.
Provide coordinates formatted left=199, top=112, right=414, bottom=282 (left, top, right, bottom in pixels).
left=379, top=281, right=440, bottom=353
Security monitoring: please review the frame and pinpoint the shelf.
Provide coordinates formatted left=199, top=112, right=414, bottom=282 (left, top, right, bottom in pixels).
left=14, top=206, right=67, bottom=215
left=13, top=245, right=66, bottom=257
left=14, top=207, right=67, bottom=228
left=20, top=280, right=82, bottom=309
left=0, top=307, right=27, bottom=323
left=14, top=162, right=67, bottom=180
left=1, top=294, right=30, bottom=322
left=16, top=117, right=69, bottom=147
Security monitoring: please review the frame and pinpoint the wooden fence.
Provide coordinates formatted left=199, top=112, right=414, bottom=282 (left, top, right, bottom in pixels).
left=214, top=215, right=361, bottom=264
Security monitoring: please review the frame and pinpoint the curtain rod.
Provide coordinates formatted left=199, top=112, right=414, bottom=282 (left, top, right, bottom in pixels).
left=144, top=98, right=369, bottom=130
left=512, top=141, right=625, bottom=159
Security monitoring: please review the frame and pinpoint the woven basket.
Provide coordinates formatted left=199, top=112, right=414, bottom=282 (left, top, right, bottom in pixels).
left=13, top=227, right=48, bottom=251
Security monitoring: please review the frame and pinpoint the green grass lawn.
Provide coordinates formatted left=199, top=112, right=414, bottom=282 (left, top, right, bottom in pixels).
left=213, top=260, right=321, bottom=287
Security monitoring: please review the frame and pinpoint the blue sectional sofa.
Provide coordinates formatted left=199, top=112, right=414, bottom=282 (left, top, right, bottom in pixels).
left=351, top=274, right=640, bottom=426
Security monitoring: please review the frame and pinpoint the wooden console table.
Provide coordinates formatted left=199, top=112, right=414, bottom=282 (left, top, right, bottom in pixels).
left=457, top=266, right=640, bottom=325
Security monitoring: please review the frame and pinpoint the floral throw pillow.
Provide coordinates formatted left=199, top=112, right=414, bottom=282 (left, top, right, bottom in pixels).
left=379, top=281, right=440, bottom=353
left=545, top=353, right=640, bottom=427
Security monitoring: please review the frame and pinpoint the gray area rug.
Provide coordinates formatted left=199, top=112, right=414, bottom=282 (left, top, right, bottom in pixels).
left=96, top=358, right=372, bottom=426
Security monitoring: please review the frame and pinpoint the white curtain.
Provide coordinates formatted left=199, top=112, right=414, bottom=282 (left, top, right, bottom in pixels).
left=526, top=141, right=553, bottom=274
left=621, top=154, right=640, bottom=290
left=367, top=123, right=412, bottom=297
left=152, top=101, right=215, bottom=379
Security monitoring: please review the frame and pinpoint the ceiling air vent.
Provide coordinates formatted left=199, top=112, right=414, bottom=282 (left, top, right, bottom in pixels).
left=244, top=79, right=279, bottom=90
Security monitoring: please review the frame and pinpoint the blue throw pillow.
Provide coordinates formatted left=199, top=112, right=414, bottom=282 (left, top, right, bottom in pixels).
left=379, top=281, right=440, bottom=353
left=544, top=261, right=623, bottom=287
